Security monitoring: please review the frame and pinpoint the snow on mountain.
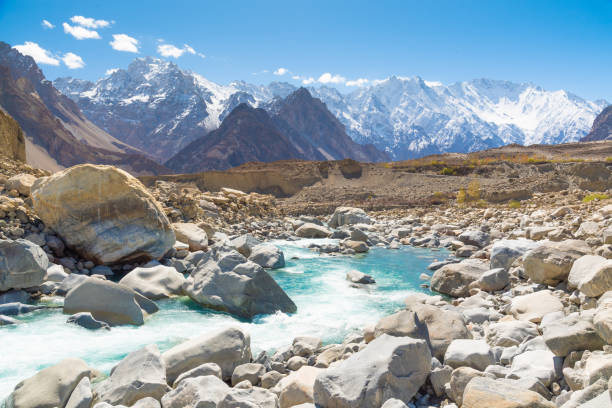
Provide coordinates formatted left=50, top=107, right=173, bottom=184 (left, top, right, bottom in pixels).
left=55, top=58, right=608, bottom=162
left=54, top=58, right=265, bottom=161
left=310, top=76, right=608, bottom=159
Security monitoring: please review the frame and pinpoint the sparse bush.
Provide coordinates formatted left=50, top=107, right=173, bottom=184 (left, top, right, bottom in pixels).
left=583, top=193, right=610, bottom=203
left=456, top=188, right=467, bottom=204
left=440, top=167, right=456, bottom=175
left=467, top=180, right=481, bottom=201
left=508, top=200, right=521, bottom=209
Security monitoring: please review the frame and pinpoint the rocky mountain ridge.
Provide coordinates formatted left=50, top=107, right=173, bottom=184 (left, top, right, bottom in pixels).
left=165, top=88, right=387, bottom=173
left=0, top=42, right=167, bottom=175
left=0, top=109, right=25, bottom=162
left=581, top=105, right=612, bottom=141
left=55, top=57, right=608, bottom=161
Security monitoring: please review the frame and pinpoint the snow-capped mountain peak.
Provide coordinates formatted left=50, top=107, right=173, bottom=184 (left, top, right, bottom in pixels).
left=54, top=58, right=608, bottom=162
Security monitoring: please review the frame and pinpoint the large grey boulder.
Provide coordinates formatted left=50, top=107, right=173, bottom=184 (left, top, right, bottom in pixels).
left=448, top=367, right=488, bottom=406
left=172, top=223, right=208, bottom=251
left=65, top=376, right=93, bottom=408
left=462, top=377, right=555, bottom=408
left=510, top=290, right=563, bottom=323
left=118, top=265, right=185, bottom=300
left=67, top=312, right=111, bottom=331
left=172, top=362, right=222, bottom=387
left=594, top=292, right=612, bottom=344
left=295, top=223, right=332, bottom=238
left=6, top=173, right=37, bottom=196
left=31, top=164, right=175, bottom=265
left=568, top=255, right=607, bottom=290
left=405, top=303, right=471, bottom=360
left=230, top=234, right=262, bottom=257
left=5, top=358, right=92, bottom=408
left=0, top=289, right=30, bottom=305
left=485, top=320, right=539, bottom=347
left=443, top=339, right=494, bottom=371
left=563, top=350, right=612, bottom=391
left=0, top=238, right=48, bottom=291
left=346, top=270, right=375, bottom=284
left=509, top=349, right=558, bottom=387
left=232, top=363, right=266, bottom=386
left=0, top=302, right=47, bottom=316
left=523, top=242, right=584, bottom=285
left=161, top=375, right=229, bottom=408
left=95, top=345, right=170, bottom=406
left=458, top=229, right=490, bottom=248
left=56, top=274, right=88, bottom=296
left=248, top=244, right=285, bottom=269
left=162, top=327, right=251, bottom=384
left=218, top=387, right=279, bottom=408
left=313, top=334, right=431, bottom=408
left=475, top=268, right=510, bottom=292
left=431, top=259, right=489, bottom=297
left=543, top=314, right=605, bottom=356
left=490, top=239, right=539, bottom=270
left=63, top=278, right=158, bottom=326
left=273, top=366, right=321, bottom=408
left=373, top=310, right=430, bottom=347
left=328, top=207, right=371, bottom=228
left=183, top=260, right=296, bottom=319
left=572, top=258, right=612, bottom=298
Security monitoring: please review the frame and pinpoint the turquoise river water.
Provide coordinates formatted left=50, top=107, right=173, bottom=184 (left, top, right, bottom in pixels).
left=0, top=239, right=448, bottom=398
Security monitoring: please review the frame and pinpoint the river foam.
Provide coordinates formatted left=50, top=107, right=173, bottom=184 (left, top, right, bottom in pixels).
left=0, top=240, right=448, bottom=397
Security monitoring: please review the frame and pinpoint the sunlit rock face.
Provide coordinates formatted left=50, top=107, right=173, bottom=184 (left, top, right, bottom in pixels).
left=31, top=164, right=175, bottom=264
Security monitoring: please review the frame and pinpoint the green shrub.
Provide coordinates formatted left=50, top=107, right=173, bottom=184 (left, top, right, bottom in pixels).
left=440, top=167, right=456, bottom=176
left=508, top=200, right=521, bottom=209
left=467, top=180, right=481, bottom=201
left=456, top=188, right=467, bottom=204
left=583, top=193, right=610, bottom=203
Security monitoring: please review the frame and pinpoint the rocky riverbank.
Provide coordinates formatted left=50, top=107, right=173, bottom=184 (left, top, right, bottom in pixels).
left=0, top=162, right=611, bottom=408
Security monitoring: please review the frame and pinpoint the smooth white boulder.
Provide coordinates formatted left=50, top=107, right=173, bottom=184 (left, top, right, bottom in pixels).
left=118, top=265, right=185, bottom=300
left=95, top=344, right=170, bottom=406
left=0, top=238, right=48, bottom=291
left=162, top=327, right=251, bottom=384
left=313, top=334, right=431, bottom=408
left=444, top=339, right=494, bottom=371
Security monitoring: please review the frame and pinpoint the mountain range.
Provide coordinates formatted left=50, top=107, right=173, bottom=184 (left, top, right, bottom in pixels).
left=55, top=57, right=608, bottom=162
left=0, top=42, right=167, bottom=174
left=166, top=88, right=387, bottom=173
left=581, top=105, right=612, bottom=141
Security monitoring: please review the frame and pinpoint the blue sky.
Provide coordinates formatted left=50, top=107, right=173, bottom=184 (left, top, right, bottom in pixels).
left=1, top=0, right=611, bottom=100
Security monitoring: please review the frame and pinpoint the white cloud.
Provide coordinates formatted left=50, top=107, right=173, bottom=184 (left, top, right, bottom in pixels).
left=302, top=77, right=315, bottom=85
left=105, top=68, right=119, bottom=76
left=274, top=67, right=289, bottom=76
left=292, top=75, right=301, bottom=80
left=346, top=78, right=369, bottom=87
left=157, top=43, right=190, bottom=58
left=63, top=22, right=100, bottom=40
left=110, top=34, right=139, bottom=53
left=41, top=19, right=55, bottom=29
left=62, top=52, right=85, bottom=69
left=70, top=15, right=111, bottom=29
left=318, top=72, right=346, bottom=84
left=13, top=42, right=59, bottom=66
left=157, top=43, right=203, bottom=58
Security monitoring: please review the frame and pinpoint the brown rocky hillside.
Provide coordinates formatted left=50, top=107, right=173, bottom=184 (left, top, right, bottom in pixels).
left=0, top=108, right=25, bottom=162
